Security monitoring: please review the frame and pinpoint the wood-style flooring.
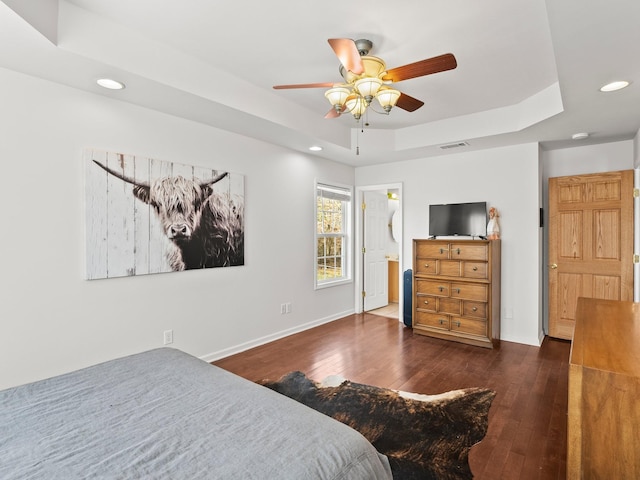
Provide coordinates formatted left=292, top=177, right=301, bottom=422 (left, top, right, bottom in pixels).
left=213, top=312, right=570, bottom=480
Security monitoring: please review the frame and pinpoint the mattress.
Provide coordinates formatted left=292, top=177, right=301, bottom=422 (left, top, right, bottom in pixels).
left=0, top=348, right=392, bottom=479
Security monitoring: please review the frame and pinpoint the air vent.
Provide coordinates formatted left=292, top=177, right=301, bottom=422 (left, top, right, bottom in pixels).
left=439, top=141, right=469, bottom=150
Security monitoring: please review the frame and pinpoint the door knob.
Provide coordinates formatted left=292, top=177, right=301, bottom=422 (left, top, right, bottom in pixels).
left=549, top=263, right=558, bottom=269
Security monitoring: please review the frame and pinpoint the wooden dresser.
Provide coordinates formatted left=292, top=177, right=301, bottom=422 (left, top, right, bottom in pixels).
left=568, top=297, right=640, bottom=479
left=412, top=239, right=500, bottom=348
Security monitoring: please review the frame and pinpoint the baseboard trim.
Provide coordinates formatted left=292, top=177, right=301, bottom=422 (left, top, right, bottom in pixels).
left=200, top=309, right=355, bottom=364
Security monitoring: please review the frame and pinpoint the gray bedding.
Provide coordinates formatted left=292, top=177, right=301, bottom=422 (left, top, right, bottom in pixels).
left=0, top=348, right=392, bottom=479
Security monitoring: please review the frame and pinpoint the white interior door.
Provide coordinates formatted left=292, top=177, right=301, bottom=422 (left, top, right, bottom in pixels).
left=363, top=191, right=389, bottom=311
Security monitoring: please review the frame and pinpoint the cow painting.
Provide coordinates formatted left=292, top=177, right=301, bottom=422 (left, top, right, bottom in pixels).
left=85, top=150, right=244, bottom=279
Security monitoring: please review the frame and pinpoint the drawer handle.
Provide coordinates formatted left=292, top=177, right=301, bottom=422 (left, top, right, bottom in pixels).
left=472, top=307, right=478, bottom=312
left=424, top=263, right=430, bottom=268
left=439, top=248, right=447, bottom=254
left=455, top=248, right=461, bottom=255
left=439, top=286, right=445, bottom=292
left=439, top=318, right=445, bottom=325
left=454, top=288, right=461, bottom=294
left=454, top=321, right=461, bottom=327
left=473, top=266, right=478, bottom=271
left=423, top=300, right=429, bottom=305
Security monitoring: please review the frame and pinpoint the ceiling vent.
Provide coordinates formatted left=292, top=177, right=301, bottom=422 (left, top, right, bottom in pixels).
left=439, top=141, right=469, bottom=150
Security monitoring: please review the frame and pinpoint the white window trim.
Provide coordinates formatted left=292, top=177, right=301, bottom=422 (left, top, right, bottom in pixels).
left=314, top=180, right=353, bottom=290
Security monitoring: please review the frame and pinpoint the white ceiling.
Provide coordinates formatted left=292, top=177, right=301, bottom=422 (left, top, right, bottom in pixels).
left=1, top=0, right=639, bottom=166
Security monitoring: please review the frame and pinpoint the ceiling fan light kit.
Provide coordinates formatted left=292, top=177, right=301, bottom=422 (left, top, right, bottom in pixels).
left=274, top=38, right=457, bottom=122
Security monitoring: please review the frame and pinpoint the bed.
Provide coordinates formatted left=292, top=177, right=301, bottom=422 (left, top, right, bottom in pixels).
left=0, top=348, right=392, bottom=479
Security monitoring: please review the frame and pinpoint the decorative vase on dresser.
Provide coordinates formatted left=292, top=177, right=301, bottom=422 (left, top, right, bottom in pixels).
left=412, top=239, right=501, bottom=348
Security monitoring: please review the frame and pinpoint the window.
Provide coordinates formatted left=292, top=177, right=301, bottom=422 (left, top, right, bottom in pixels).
left=315, top=182, right=352, bottom=288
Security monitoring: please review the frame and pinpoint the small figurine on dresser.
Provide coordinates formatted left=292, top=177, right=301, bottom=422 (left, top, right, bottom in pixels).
left=487, top=207, right=500, bottom=240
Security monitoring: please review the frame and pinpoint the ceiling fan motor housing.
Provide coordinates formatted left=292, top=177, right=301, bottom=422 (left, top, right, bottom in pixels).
left=354, top=39, right=373, bottom=56
left=339, top=56, right=386, bottom=83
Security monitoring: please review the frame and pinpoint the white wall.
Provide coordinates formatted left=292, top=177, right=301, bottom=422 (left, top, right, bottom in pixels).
left=355, top=144, right=543, bottom=346
left=542, top=141, right=633, bottom=179
left=0, top=67, right=355, bottom=390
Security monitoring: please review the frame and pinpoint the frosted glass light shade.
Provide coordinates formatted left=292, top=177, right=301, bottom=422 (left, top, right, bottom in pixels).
left=344, top=94, right=366, bottom=119
left=376, top=87, right=401, bottom=112
left=324, top=87, right=350, bottom=107
left=354, top=77, right=382, bottom=100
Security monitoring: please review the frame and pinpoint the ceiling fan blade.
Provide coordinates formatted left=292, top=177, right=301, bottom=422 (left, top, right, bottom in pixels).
left=324, top=108, right=341, bottom=119
left=396, top=92, right=425, bottom=112
left=328, top=38, right=364, bottom=75
left=273, top=82, right=336, bottom=89
left=383, top=53, right=457, bottom=83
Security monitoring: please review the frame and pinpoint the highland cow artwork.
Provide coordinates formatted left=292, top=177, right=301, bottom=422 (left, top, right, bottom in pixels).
left=85, top=149, right=244, bottom=279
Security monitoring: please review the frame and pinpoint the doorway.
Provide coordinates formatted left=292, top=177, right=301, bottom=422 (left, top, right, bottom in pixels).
left=355, top=183, right=403, bottom=320
left=547, top=169, right=633, bottom=339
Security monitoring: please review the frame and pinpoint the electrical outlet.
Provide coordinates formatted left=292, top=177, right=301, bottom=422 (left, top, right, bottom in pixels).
left=280, top=303, right=292, bottom=314
left=163, top=329, right=174, bottom=345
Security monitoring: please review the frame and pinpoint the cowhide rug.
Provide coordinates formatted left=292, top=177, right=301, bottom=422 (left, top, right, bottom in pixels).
left=259, top=372, right=495, bottom=480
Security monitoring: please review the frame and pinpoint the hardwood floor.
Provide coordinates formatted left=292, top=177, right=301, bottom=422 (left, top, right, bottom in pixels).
left=214, top=313, right=570, bottom=480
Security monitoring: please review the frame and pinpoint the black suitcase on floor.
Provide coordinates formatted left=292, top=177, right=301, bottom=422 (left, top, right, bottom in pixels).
left=403, top=269, right=412, bottom=327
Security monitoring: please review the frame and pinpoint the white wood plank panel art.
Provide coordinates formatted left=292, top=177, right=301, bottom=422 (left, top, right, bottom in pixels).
left=85, top=149, right=245, bottom=280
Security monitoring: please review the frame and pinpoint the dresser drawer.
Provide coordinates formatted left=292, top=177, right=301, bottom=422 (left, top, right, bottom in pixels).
left=415, top=294, right=437, bottom=312
left=415, top=242, right=451, bottom=259
left=463, top=300, right=487, bottom=319
left=415, top=259, right=437, bottom=276
left=451, top=317, right=487, bottom=337
left=439, top=297, right=461, bottom=315
left=414, top=311, right=449, bottom=330
left=463, top=261, right=487, bottom=279
left=450, top=243, right=488, bottom=261
left=439, top=260, right=462, bottom=277
left=415, top=279, right=450, bottom=296
left=450, top=283, right=487, bottom=301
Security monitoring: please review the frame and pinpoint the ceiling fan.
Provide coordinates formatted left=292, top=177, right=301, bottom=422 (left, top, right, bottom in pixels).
left=273, top=38, right=457, bottom=120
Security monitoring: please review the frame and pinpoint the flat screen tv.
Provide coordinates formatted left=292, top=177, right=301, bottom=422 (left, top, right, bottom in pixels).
left=429, top=202, right=488, bottom=238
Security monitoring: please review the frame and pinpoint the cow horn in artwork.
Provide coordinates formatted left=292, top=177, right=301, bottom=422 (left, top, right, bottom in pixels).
left=91, top=159, right=229, bottom=189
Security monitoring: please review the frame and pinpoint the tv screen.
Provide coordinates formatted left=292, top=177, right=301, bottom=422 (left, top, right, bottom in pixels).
left=429, top=202, right=488, bottom=238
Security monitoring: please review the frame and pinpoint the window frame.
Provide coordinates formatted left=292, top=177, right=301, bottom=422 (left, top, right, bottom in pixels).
left=314, top=180, right=353, bottom=289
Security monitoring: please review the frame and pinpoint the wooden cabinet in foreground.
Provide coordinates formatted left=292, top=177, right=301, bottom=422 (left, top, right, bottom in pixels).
left=412, top=239, right=500, bottom=348
left=568, top=297, right=640, bottom=479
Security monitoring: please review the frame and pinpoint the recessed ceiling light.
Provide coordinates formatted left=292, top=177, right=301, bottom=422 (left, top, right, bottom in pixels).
left=572, top=132, right=589, bottom=140
left=309, top=146, right=323, bottom=151
left=97, top=78, right=126, bottom=90
left=600, top=81, right=629, bottom=92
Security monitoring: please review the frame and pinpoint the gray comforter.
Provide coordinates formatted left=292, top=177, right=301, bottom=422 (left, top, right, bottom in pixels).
left=0, top=348, right=392, bottom=479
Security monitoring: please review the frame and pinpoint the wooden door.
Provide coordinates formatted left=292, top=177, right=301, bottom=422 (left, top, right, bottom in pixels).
left=548, top=170, right=633, bottom=339
left=363, top=191, right=389, bottom=311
